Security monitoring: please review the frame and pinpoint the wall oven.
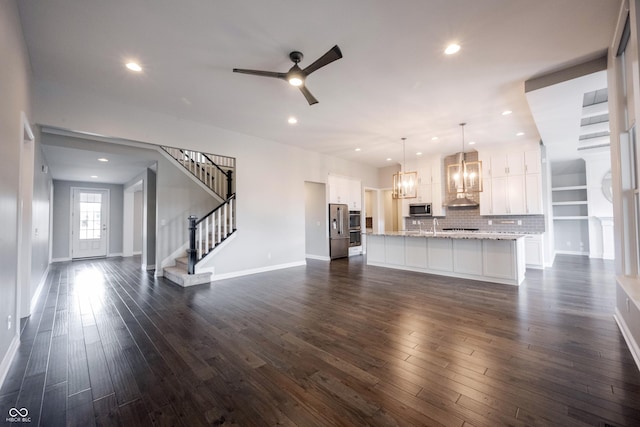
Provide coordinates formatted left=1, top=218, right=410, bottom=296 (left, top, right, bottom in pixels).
left=349, top=210, right=361, bottom=247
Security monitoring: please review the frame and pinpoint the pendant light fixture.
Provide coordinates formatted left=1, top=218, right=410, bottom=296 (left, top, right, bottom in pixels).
left=392, top=137, right=418, bottom=199
left=446, top=123, right=483, bottom=207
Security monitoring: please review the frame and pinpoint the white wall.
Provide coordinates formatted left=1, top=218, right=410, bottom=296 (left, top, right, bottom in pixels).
left=304, top=181, right=329, bottom=260
left=51, top=180, right=124, bottom=260
left=32, top=80, right=379, bottom=279
left=0, top=0, right=32, bottom=385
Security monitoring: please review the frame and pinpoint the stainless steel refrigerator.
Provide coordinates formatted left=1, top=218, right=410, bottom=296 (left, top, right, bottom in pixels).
left=329, top=203, right=349, bottom=259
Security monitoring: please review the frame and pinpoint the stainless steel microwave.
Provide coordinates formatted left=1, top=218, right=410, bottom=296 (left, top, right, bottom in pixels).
left=409, top=203, right=432, bottom=217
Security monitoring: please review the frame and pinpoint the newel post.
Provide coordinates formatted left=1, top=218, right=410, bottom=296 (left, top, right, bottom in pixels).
left=187, top=215, right=198, bottom=275
left=226, top=170, right=233, bottom=199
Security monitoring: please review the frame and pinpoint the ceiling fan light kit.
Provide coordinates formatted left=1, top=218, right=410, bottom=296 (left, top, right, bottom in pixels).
left=233, top=45, right=343, bottom=105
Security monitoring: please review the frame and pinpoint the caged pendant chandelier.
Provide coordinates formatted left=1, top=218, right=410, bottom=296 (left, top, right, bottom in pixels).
left=446, top=123, right=483, bottom=207
left=392, top=137, right=418, bottom=199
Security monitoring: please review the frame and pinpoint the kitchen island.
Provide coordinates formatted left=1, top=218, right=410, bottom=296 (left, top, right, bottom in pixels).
left=366, top=231, right=526, bottom=286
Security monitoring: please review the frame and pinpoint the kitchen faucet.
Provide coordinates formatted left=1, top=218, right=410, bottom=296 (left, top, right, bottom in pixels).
left=432, top=218, right=439, bottom=236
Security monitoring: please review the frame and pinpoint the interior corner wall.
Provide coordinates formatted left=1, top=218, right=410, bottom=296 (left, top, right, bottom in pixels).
left=0, top=0, right=32, bottom=386
left=143, top=169, right=156, bottom=269
left=29, top=132, right=53, bottom=310
left=304, top=181, right=329, bottom=260
left=51, top=180, right=124, bottom=260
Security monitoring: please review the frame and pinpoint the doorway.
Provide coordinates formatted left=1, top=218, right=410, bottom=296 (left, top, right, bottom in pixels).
left=71, top=188, right=109, bottom=258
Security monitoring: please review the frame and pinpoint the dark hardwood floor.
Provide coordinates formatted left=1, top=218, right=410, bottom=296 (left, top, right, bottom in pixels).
left=1, top=254, right=639, bottom=426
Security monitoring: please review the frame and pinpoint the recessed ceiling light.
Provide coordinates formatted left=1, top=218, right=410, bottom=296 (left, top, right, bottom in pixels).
left=90, top=175, right=98, bottom=179
left=97, top=158, right=109, bottom=162
left=516, top=132, right=525, bottom=136
left=502, top=110, right=512, bottom=116
left=444, top=44, right=460, bottom=55
left=431, top=136, right=439, bottom=141
left=416, top=152, right=423, bottom=156
left=386, top=158, right=392, bottom=161
left=125, top=62, right=142, bottom=72
left=355, top=148, right=361, bottom=152
left=468, top=141, right=476, bottom=145
left=287, top=117, right=297, bottom=124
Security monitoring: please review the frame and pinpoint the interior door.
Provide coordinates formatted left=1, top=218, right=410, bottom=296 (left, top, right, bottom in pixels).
left=72, top=188, right=108, bottom=259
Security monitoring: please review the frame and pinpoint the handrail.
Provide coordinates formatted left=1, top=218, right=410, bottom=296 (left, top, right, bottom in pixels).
left=196, top=193, right=236, bottom=226
left=187, top=194, right=237, bottom=274
left=161, top=146, right=235, bottom=199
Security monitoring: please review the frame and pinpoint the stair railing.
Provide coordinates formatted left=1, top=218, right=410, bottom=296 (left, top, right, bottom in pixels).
left=187, top=193, right=236, bottom=274
left=161, top=146, right=235, bottom=199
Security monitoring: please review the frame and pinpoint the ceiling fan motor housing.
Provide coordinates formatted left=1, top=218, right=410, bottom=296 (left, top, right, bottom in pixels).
left=289, top=51, right=303, bottom=63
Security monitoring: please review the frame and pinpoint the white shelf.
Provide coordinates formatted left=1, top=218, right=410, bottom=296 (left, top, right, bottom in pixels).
left=552, top=201, right=588, bottom=206
left=551, top=185, right=587, bottom=191
left=553, top=216, right=589, bottom=220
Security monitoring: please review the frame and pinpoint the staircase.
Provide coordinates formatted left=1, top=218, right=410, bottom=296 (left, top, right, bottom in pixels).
left=159, top=146, right=237, bottom=286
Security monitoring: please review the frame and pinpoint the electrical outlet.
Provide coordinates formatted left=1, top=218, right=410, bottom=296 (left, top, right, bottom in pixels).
left=7, top=315, right=11, bottom=330
left=517, top=220, right=522, bottom=226
left=488, top=220, right=492, bottom=225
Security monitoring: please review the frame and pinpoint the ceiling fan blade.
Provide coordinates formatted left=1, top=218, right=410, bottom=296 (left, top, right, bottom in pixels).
left=299, top=85, right=319, bottom=105
left=302, top=45, right=343, bottom=76
left=233, top=68, right=286, bottom=80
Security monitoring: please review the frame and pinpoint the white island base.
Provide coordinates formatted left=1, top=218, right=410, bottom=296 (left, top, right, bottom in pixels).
left=366, top=233, right=526, bottom=286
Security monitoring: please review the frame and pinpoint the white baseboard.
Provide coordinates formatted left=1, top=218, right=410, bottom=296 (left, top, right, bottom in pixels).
left=305, top=254, right=330, bottom=261
left=554, top=250, right=589, bottom=256
left=0, top=334, right=20, bottom=390
left=614, top=308, right=640, bottom=372
left=108, top=252, right=123, bottom=258
left=51, top=257, right=71, bottom=263
left=212, top=260, right=307, bottom=282
left=28, top=265, right=50, bottom=316
left=133, top=251, right=142, bottom=256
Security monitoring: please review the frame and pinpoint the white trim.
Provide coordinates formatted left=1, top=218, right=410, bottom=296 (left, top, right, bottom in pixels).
left=305, top=254, right=331, bottom=261
left=0, top=334, right=20, bottom=389
left=614, top=309, right=640, bottom=372
left=160, top=241, right=189, bottom=270
left=108, top=252, right=123, bottom=257
left=211, top=260, right=307, bottom=282
left=51, top=257, right=72, bottom=263
left=70, top=187, right=111, bottom=259
left=29, top=265, right=50, bottom=317
left=133, top=251, right=142, bottom=255
left=554, top=250, right=589, bottom=256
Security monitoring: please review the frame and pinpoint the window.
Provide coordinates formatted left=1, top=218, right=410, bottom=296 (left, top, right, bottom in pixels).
left=79, top=192, right=102, bottom=240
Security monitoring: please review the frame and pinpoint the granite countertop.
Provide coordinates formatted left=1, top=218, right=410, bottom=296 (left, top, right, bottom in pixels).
left=367, top=231, right=526, bottom=240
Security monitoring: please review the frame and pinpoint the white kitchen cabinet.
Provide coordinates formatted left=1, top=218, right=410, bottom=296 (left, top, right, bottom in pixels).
left=453, top=239, right=483, bottom=275
left=348, top=178, right=362, bottom=210
left=405, top=237, right=428, bottom=268
left=480, top=146, right=541, bottom=216
left=490, top=151, right=524, bottom=178
left=328, top=175, right=361, bottom=209
left=427, top=238, right=453, bottom=271
left=525, top=173, right=543, bottom=214
left=525, top=150, right=541, bottom=174
left=491, top=175, right=526, bottom=215
left=524, top=234, right=544, bottom=268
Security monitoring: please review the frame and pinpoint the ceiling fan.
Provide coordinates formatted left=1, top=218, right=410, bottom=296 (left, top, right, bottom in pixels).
left=233, top=45, right=343, bottom=105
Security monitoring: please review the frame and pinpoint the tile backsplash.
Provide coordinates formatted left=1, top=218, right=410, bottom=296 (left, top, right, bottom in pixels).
left=404, top=206, right=545, bottom=234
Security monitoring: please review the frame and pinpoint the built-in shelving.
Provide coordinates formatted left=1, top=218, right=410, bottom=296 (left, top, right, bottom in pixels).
left=551, top=159, right=589, bottom=255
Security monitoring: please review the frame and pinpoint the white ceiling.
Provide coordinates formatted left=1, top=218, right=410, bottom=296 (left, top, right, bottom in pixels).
left=17, top=0, right=621, bottom=173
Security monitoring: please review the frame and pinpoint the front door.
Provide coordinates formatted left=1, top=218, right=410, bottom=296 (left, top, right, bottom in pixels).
left=72, top=188, right=108, bottom=259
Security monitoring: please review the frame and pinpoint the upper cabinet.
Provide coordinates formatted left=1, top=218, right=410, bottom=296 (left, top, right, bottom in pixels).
left=397, top=156, right=445, bottom=217
left=480, top=145, right=543, bottom=215
left=328, top=175, right=362, bottom=210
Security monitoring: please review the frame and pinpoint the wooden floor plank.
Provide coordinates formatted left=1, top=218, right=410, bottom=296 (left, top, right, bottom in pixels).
left=3, top=254, right=640, bottom=426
